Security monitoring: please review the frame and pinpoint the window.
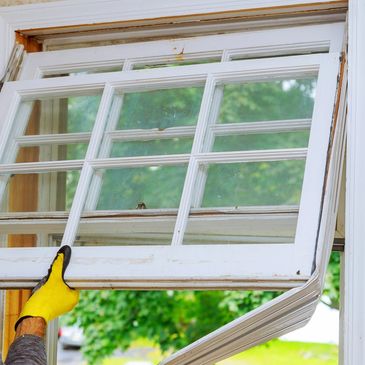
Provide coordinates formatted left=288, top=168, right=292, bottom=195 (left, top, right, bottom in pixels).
left=0, top=19, right=346, bottom=365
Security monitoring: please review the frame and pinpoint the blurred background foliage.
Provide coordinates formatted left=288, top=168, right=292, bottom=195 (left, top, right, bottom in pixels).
left=61, top=76, right=340, bottom=364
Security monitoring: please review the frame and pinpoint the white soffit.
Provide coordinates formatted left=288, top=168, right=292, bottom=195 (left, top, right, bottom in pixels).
left=0, top=0, right=347, bottom=79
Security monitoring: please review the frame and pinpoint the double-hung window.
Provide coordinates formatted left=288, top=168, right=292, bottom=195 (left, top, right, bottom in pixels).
left=0, top=19, right=346, bottom=364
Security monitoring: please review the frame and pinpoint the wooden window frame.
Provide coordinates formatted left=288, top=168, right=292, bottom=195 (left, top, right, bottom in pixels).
left=18, top=22, right=344, bottom=80
left=0, top=47, right=341, bottom=290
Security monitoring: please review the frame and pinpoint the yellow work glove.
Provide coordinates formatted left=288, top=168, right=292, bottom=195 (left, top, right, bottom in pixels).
left=15, top=245, right=79, bottom=330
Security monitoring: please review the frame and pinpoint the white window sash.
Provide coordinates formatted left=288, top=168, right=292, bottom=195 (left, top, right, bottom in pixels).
left=19, top=23, right=344, bottom=80
left=0, top=53, right=340, bottom=289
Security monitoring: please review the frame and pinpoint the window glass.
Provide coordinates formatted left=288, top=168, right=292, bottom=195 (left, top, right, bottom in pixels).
left=116, top=87, right=204, bottom=130
left=212, top=131, right=310, bottom=152
left=0, top=170, right=80, bottom=213
left=218, top=79, right=316, bottom=123
left=200, top=160, right=305, bottom=208
left=88, top=165, right=187, bottom=211
left=110, top=138, right=193, bottom=157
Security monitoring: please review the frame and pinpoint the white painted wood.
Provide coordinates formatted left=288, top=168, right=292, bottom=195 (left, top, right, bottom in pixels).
left=0, top=160, right=83, bottom=174
left=342, top=1, right=365, bottom=364
left=16, top=132, right=91, bottom=146
left=171, top=76, right=216, bottom=246
left=61, top=84, right=114, bottom=246
left=84, top=75, right=128, bottom=211
left=0, top=245, right=308, bottom=289
left=195, top=148, right=307, bottom=163
left=292, top=52, right=340, bottom=268
left=0, top=208, right=299, bottom=238
left=46, top=320, right=58, bottom=365
left=0, top=1, right=346, bottom=81
left=191, top=81, right=224, bottom=208
left=18, top=23, right=344, bottom=80
left=0, top=51, right=340, bottom=284
left=14, top=53, right=327, bottom=98
left=13, top=119, right=311, bottom=146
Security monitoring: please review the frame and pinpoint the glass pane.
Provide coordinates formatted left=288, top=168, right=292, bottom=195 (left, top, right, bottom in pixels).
left=217, top=78, right=317, bottom=123
left=200, top=161, right=305, bottom=207
left=110, top=138, right=193, bottom=157
left=86, top=165, right=187, bottom=211
left=14, top=94, right=101, bottom=136
left=79, top=165, right=186, bottom=246
left=183, top=213, right=297, bottom=245
left=133, top=57, right=221, bottom=70
left=15, top=143, right=88, bottom=162
left=212, top=131, right=310, bottom=152
left=43, top=66, right=123, bottom=78
left=116, top=87, right=204, bottom=130
left=0, top=233, right=62, bottom=247
left=0, top=171, right=80, bottom=213
left=73, top=216, right=176, bottom=246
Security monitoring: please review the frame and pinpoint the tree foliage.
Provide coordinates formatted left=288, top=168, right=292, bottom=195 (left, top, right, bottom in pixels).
left=62, top=76, right=340, bottom=364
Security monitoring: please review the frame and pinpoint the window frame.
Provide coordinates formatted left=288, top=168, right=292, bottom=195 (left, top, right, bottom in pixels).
left=18, top=22, right=344, bottom=80
left=0, top=3, right=349, bottom=365
left=0, top=51, right=341, bottom=290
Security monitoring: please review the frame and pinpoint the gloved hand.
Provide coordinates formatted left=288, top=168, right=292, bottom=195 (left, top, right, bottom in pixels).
left=15, top=245, right=80, bottom=330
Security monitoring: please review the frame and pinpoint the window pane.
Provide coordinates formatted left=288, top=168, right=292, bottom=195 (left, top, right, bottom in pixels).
left=133, top=57, right=221, bottom=70
left=183, top=212, right=297, bottom=245
left=0, top=170, right=80, bottom=213
left=201, top=161, right=305, bottom=207
left=87, top=165, right=187, bottom=211
left=14, top=94, right=101, bottom=136
left=212, top=131, right=310, bottom=152
left=15, top=143, right=88, bottom=162
left=79, top=165, right=187, bottom=246
left=116, top=87, right=204, bottom=130
left=0, top=233, right=62, bottom=247
left=110, top=138, right=193, bottom=157
left=217, top=79, right=317, bottom=123
left=73, top=219, right=176, bottom=246
left=43, top=66, right=123, bottom=78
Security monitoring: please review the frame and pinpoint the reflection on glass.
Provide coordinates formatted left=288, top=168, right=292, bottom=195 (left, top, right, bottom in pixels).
left=212, top=131, right=310, bottom=152
left=43, top=66, right=123, bottom=78
left=0, top=171, right=80, bottom=213
left=92, top=165, right=187, bottom=210
left=0, top=234, right=60, bottom=248
left=16, top=143, right=88, bottom=162
left=110, top=138, right=193, bottom=157
left=117, top=87, right=204, bottom=130
left=15, top=94, right=101, bottom=136
left=71, top=230, right=175, bottom=247
left=218, top=79, right=317, bottom=123
left=201, top=161, right=305, bottom=207
left=133, top=58, right=221, bottom=70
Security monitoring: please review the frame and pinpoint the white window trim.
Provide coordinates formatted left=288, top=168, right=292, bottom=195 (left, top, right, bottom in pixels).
left=342, top=0, right=365, bottom=364
left=0, top=0, right=347, bottom=80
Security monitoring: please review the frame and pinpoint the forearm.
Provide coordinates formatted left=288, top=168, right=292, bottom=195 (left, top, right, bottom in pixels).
left=4, top=318, right=47, bottom=365
left=5, top=335, right=47, bottom=365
